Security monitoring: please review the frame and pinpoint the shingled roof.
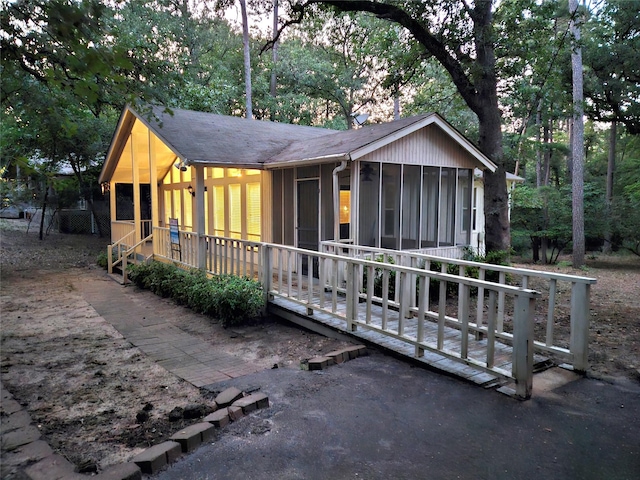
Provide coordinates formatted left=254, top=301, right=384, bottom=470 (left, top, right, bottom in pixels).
left=143, top=105, right=337, bottom=167
left=267, top=114, right=433, bottom=165
left=101, top=104, right=496, bottom=185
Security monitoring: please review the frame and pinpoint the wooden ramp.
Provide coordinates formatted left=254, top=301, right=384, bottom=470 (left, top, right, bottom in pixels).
left=268, top=293, right=552, bottom=390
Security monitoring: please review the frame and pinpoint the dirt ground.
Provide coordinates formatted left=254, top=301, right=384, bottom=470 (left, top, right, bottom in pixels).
left=1, top=218, right=639, bottom=474
left=0, top=219, right=351, bottom=473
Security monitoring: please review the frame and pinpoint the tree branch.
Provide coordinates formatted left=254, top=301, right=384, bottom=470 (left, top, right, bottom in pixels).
left=263, top=0, right=481, bottom=113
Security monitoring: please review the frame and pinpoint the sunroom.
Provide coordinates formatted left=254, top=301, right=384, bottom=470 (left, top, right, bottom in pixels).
left=99, top=105, right=496, bottom=270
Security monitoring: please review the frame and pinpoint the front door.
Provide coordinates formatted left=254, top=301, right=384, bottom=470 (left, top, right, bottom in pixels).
left=297, top=179, right=319, bottom=276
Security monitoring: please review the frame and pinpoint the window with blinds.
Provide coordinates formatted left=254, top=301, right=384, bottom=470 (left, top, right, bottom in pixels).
left=246, top=182, right=261, bottom=241
left=213, top=185, right=225, bottom=236
left=229, top=184, right=241, bottom=238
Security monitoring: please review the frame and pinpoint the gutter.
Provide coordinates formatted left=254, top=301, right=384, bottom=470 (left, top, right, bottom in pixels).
left=262, top=153, right=350, bottom=170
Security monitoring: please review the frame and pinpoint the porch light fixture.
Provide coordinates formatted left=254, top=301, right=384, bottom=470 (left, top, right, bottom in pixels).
left=187, top=185, right=195, bottom=197
left=174, top=161, right=188, bottom=172
left=100, top=182, right=110, bottom=195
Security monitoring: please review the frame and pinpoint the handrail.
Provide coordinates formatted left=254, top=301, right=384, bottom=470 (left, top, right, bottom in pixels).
left=321, top=241, right=596, bottom=284
left=107, top=229, right=152, bottom=284
left=107, top=230, right=136, bottom=274
left=262, top=242, right=540, bottom=399
left=126, top=232, right=596, bottom=398
left=121, top=233, right=153, bottom=284
left=320, top=240, right=596, bottom=371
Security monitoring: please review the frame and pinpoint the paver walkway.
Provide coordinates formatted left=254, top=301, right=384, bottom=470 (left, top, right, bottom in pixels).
left=80, top=275, right=262, bottom=387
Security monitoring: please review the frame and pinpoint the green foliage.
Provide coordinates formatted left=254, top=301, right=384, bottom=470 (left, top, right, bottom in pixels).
left=126, top=262, right=264, bottom=326
left=96, top=251, right=115, bottom=269
left=209, top=275, right=265, bottom=327
left=362, top=255, right=396, bottom=300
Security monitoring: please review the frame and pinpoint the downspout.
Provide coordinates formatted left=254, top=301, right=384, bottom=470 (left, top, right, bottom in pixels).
left=332, top=161, right=348, bottom=241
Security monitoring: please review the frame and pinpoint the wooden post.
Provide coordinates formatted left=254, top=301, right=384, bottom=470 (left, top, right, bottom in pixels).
left=261, top=244, right=271, bottom=315
left=486, top=290, right=497, bottom=368
left=122, top=252, right=128, bottom=285
left=460, top=283, right=470, bottom=359
left=476, top=268, right=485, bottom=340
left=195, top=165, right=206, bottom=271
left=570, top=282, right=590, bottom=372
left=109, top=181, right=116, bottom=243
left=546, top=279, right=557, bottom=346
left=107, top=244, right=113, bottom=274
left=398, top=271, right=406, bottom=335
left=416, top=275, right=426, bottom=358
left=148, top=130, right=159, bottom=257
left=346, top=262, right=358, bottom=332
left=513, top=293, right=535, bottom=400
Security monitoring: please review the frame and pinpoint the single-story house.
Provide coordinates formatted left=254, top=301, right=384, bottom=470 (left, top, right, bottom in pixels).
left=99, top=105, right=503, bottom=261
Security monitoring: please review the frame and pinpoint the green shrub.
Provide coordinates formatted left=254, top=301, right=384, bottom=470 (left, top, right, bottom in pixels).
left=211, top=275, right=265, bottom=327
left=126, top=261, right=264, bottom=326
left=362, top=255, right=396, bottom=300
left=96, top=251, right=116, bottom=269
left=127, top=262, right=152, bottom=287
left=187, top=279, right=218, bottom=316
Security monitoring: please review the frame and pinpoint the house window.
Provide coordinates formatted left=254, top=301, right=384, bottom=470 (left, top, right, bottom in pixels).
left=164, top=190, right=171, bottom=225
left=438, top=168, right=456, bottom=246
left=381, top=164, right=401, bottom=249
left=213, top=185, right=225, bottom=236
left=339, top=190, right=351, bottom=224
left=183, top=189, right=193, bottom=230
left=358, top=162, right=380, bottom=247
left=246, top=182, right=261, bottom=241
left=207, top=167, right=224, bottom=179
left=401, top=165, right=421, bottom=249
left=456, top=169, right=471, bottom=245
left=228, top=184, right=241, bottom=238
left=472, top=186, right=478, bottom=231
left=421, top=167, right=439, bottom=248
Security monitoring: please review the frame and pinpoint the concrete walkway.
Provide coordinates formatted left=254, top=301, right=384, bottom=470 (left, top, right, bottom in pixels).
left=79, top=275, right=263, bottom=387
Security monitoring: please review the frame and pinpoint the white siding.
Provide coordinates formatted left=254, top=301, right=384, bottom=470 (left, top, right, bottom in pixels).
left=359, top=125, right=478, bottom=169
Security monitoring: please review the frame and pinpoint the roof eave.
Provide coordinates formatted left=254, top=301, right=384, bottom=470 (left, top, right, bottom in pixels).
left=98, top=106, right=135, bottom=184
left=263, top=153, right=351, bottom=169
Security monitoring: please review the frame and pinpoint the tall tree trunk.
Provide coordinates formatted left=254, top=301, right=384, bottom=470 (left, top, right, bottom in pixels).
left=536, top=99, right=543, bottom=188
left=570, top=0, right=585, bottom=267
left=544, top=121, right=552, bottom=186
left=566, top=118, right=573, bottom=182
left=603, top=121, right=616, bottom=254
left=473, top=3, right=510, bottom=254
left=393, top=94, right=400, bottom=120
left=39, top=182, right=49, bottom=241
left=270, top=0, right=279, bottom=98
left=240, top=0, right=253, bottom=120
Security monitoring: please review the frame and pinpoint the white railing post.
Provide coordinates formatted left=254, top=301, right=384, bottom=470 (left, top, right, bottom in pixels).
left=570, top=282, right=591, bottom=372
left=261, top=244, right=272, bottom=313
left=198, top=234, right=206, bottom=271
left=513, top=293, right=536, bottom=400
left=346, top=262, right=358, bottom=332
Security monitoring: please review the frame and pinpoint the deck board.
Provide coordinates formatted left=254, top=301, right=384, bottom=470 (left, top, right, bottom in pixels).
left=269, top=285, right=549, bottom=388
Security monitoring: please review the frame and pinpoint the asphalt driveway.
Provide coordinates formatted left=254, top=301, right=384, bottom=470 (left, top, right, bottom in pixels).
left=153, top=350, right=640, bottom=480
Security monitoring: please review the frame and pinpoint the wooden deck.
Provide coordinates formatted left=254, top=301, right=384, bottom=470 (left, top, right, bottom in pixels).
left=268, top=287, right=551, bottom=389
